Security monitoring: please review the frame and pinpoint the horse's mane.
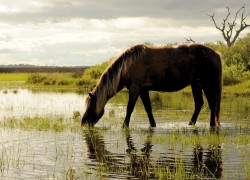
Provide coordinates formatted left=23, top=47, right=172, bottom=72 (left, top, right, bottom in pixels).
left=93, top=44, right=146, bottom=113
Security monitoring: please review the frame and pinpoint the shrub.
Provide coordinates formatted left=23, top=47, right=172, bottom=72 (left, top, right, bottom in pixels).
left=76, top=80, right=85, bottom=86
left=223, top=65, right=241, bottom=85
left=44, top=79, right=56, bottom=86
left=27, top=74, right=47, bottom=84
left=57, top=80, right=72, bottom=86
left=71, top=71, right=83, bottom=78
left=205, top=34, right=250, bottom=86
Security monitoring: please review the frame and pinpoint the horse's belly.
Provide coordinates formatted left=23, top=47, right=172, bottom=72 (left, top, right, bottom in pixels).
left=147, top=81, right=189, bottom=92
left=144, top=73, right=191, bottom=92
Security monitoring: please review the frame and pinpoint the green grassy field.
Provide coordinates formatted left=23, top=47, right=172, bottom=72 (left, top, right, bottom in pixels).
left=0, top=73, right=29, bottom=81
left=0, top=72, right=87, bottom=90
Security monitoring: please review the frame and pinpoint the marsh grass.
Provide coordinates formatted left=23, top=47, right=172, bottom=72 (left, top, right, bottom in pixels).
left=26, top=73, right=80, bottom=89
left=0, top=116, right=81, bottom=132
left=0, top=87, right=249, bottom=178
left=72, top=111, right=81, bottom=122
left=0, top=143, right=24, bottom=175
left=0, top=118, right=249, bottom=179
left=0, top=73, right=28, bottom=81
left=223, top=80, right=250, bottom=96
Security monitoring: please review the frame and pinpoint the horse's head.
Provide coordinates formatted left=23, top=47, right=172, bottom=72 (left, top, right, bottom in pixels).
left=81, top=93, right=104, bottom=127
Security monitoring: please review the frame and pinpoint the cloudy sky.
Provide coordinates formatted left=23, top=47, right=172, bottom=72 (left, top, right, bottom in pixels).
left=0, top=0, right=250, bottom=66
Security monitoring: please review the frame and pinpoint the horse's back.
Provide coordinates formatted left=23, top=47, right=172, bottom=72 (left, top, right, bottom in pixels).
left=126, top=45, right=196, bottom=91
left=124, top=44, right=221, bottom=92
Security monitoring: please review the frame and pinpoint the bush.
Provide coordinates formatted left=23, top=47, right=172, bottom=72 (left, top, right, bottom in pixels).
left=57, top=80, right=71, bottom=86
left=27, top=74, right=47, bottom=84
left=71, top=71, right=83, bottom=78
left=206, top=34, right=250, bottom=86
left=44, top=80, right=56, bottom=86
left=82, top=58, right=112, bottom=81
left=223, top=65, right=240, bottom=85
left=76, top=80, right=85, bottom=86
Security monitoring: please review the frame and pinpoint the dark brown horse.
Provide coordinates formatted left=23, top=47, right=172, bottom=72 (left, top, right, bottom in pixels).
left=82, top=44, right=222, bottom=127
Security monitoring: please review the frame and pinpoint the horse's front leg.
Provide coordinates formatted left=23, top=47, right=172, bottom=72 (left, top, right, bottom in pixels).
left=140, top=90, right=156, bottom=127
left=123, top=90, right=139, bottom=128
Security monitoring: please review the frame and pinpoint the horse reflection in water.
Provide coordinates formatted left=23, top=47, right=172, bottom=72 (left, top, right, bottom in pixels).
left=192, top=130, right=223, bottom=178
left=125, top=128, right=154, bottom=178
left=82, top=129, right=222, bottom=179
left=83, top=128, right=154, bottom=179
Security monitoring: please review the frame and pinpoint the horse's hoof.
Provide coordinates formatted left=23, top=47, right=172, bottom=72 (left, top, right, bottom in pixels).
left=150, top=124, right=156, bottom=128
left=188, top=122, right=195, bottom=126
left=122, top=124, right=129, bottom=129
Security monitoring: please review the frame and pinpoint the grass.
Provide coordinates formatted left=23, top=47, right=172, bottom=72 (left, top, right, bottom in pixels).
left=26, top=72, right=83, bottom=89
left=0, top=72, right=87, bottom=90
left=223, top=79, right=250, bottom=96
left=0, top=115, right=249, bottom=179
left=0, top=73, right=28, bottom=81
left=0, top=143, right=24, bottom=175
left=0, top=113, right=82, bottom=132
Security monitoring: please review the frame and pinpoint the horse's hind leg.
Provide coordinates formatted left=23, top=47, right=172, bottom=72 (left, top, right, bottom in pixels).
left=123, top=90, right=139, bottom=128
left=140, top=90, right=156, bottom=127
left=203, top=88, right=217, bottom=127
left=189, top=82, right=204, bottom=125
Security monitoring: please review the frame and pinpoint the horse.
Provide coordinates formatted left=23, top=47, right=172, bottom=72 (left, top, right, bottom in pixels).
left=81, top=43, right=222, bottom=128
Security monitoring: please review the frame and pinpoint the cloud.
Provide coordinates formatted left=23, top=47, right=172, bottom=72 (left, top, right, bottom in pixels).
left=1, top=0, right=248, bottom=25
left=0, top=0, right=250, bottom=66
left=0, top=33, right=12, bottom=42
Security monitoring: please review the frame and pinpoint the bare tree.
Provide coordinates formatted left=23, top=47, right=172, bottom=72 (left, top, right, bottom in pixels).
left=208, top=5, right=250, bottom=48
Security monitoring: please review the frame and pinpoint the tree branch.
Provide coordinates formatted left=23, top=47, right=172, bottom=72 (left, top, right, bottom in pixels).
left=208, top=5, right=250, bottom=47
left=208, top=13, right=223, bottom=31
left=185, top=37, right=196, bottom=43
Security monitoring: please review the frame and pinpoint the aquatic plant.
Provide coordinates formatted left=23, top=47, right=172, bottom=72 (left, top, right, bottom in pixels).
left=0, top=116, right=81, bottom=132
left=72, top=111, right=81, bottom=122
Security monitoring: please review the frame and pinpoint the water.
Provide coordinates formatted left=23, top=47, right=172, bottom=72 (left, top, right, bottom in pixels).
left=0, top=89, right=85, bottom=119
left=0, top=89, right=249, bottom=179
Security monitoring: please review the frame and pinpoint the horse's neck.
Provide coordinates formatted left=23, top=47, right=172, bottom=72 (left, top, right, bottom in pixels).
left=94, top=59, right=125, bottom=113
left=94, top=79, right=120, bottom=114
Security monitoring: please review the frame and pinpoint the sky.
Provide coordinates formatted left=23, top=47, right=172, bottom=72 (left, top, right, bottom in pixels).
left=0, top=0, right=250, bottom=66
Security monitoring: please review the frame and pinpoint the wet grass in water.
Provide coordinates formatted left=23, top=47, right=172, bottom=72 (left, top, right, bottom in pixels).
left=0, top=117, right=250, bottom=179
left=0, top=88, right=249, bottom=179
left=0, top=111, right=82, bottom=132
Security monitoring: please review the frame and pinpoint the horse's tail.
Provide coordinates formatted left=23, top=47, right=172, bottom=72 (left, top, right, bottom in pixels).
left=215, top=52, right=222, bottom=125
left=192, top=44, right=222, bottom=125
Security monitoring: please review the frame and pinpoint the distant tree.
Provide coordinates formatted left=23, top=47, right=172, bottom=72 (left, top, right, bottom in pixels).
left=208, top=5, right=250, bottom=48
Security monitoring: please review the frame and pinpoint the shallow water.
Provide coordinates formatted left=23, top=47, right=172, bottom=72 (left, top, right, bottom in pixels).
left=0, top=89, right=249, bottom=179
left=0, top=89, right=85, bottom=119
